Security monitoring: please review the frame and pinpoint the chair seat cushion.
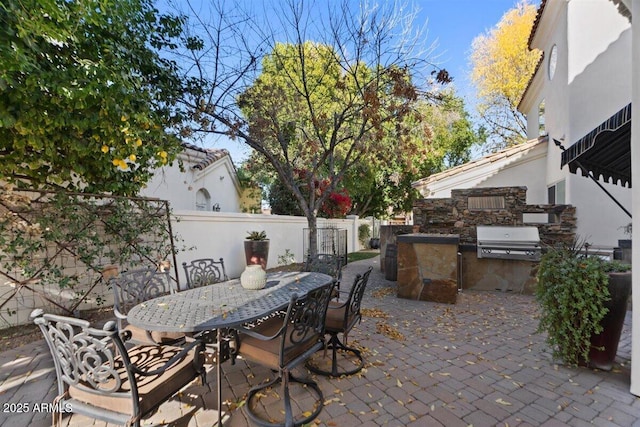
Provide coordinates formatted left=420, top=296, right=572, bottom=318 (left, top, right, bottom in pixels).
left=239, top=317, right=321, bottom=370
left=124, top=324, right=185, bottom=345
left=325, top=302, right=348, bottom=331
left=68, top=344, right=200, bottom=416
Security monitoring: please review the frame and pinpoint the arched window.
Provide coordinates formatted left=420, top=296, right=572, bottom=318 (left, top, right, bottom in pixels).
left=538, top=99, right=546, bottom=136
left=195, top=188, right=211, bottom=211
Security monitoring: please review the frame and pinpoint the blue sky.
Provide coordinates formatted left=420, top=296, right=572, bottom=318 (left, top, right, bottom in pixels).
left=203, top=0, right=537, bottom=162
left=415, top=0, right=533, bottom=106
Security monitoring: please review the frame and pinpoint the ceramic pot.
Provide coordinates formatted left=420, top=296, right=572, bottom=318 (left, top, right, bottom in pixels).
left=240, top=265, right=267, bottom=290
left=588, top=271, right=632, bottom=370
left=244, top=240, right=270, bottom=270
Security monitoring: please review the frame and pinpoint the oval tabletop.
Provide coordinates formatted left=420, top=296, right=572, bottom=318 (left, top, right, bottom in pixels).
left=127, top=271, right=333, bottom=333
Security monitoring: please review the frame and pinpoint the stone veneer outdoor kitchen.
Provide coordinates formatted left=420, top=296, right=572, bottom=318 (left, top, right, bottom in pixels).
left=388, top=187, right=578, bottom=300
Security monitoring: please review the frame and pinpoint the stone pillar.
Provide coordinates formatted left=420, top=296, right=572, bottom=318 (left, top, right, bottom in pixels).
left=396, top=234, right=459, bottom=304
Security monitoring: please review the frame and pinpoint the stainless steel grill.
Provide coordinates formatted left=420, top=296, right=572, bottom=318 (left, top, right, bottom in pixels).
left=476, top=226, right=541, bottom=261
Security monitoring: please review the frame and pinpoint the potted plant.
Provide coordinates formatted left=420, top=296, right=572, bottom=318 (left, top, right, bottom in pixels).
left=536, top=241, right=631, bottom=370
left=244, top=230, right=269, bottom=270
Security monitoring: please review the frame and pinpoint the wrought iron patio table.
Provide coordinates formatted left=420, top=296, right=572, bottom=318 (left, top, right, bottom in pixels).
left=126, top=271, right=333, bottom=426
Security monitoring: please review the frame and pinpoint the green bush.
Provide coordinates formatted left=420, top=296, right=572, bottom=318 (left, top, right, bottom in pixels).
left=358, top=224, right=371, bottom=247
left=535, top=247, right=611, bottom=366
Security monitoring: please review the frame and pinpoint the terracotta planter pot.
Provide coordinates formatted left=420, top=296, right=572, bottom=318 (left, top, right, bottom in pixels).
left=244, top=240, right=270, bottom=270
left=588, top=271, right=632, bottom=371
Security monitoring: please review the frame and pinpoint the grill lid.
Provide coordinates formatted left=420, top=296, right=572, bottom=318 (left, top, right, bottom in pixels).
left=477, top=226, right=540, bottom=245
left=476, top=226, right=541, bottom=261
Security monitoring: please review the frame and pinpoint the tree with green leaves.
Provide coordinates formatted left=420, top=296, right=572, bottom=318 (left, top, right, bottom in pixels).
left=344, top=90, right=479, bottom=217
left=177, top=0, right=450, bottom=254
left=0, top=0, right=186, bottom=195
left=470, top=0, right=540, bottom=151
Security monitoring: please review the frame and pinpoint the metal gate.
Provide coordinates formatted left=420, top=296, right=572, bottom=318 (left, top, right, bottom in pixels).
left=303, top=228, right=348, bottom=265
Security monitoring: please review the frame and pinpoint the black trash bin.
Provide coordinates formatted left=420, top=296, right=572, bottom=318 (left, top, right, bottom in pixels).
left=384, top=244, right=397, bottom=281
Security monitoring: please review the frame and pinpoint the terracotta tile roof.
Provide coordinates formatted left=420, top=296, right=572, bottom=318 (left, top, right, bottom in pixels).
left=517, top=52, right=544, bottom=111
left=181, top=142, right=230, bottom=170
left=609, top=0, right=632, bottom=20
left=412, top=136, right=548, bottom=189
left=528, top=0, right=548, bottom=49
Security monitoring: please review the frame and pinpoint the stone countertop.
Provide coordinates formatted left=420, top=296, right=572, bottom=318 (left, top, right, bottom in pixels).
left=396, top=233, right=460, bottom=245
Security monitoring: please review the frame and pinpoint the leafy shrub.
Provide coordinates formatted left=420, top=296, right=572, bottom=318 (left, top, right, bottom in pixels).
left=536, top=247, right=611, bottom=366
left=358, top=224, right=371, bottom=247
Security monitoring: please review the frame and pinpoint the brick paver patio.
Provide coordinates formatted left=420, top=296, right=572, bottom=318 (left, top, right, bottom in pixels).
left=1, top=256, right=638, bottom=426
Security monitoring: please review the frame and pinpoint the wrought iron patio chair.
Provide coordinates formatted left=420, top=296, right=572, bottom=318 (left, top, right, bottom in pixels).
left=307, top=266, right=373, bottom=377
left=110, top=267, right=185, bottom=345
left=31, top=309, right=205, bottom=427
left=181, top=257, right=238, bottom=364
left=236, top=281, right=335, bottom=427
left=182, top=258, right=228, bottom=289
left=304, top=253, right=343, bottom=296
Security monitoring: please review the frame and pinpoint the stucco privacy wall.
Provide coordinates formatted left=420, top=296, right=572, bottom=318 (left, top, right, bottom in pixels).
left=413, top=187, right=576, bottom=246
left=172, top=211, right=369, bottom=284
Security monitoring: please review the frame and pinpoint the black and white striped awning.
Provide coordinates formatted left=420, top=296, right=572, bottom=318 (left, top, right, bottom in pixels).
left=560, top=103, right=631, bottom=187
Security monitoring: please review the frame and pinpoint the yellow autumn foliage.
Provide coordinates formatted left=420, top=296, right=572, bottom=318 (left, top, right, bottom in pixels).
left=470, top=0, right=541, bottom=146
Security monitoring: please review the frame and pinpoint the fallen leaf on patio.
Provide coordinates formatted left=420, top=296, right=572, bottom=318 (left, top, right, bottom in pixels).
left=397, top=400, right=404, bottom=406
left=439, top=372, right=451, bottom=377
left=397, top=379, right=402, bottom=387
left=158, top=302, right=167, bottom=307
left=375, top=322, right=405, bottom=341
left=495, top=398, right=512, bottom=406
left=361, top=308, right=389, bottom=318
left=303, top=411, right=313, bottom=417
left=372, top=287, right=394, bottom=298
left=409, top=415, right=417, bottom=421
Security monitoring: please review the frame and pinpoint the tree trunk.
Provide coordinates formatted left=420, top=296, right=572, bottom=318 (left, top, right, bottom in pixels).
left=307, top=213, right=318, bottom=261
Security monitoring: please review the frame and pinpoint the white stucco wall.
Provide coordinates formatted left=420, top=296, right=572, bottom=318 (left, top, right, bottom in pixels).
left=522, top=0, right=632, bottom=248
left=171, top=211, right=367, bottom=284
left=630, top=0, right=639, bottom=397
left=565, top=173, right=631, bottom=247
left=479, top=146, right=548, bottom=204
left=141, top=152, right=242, bottom=212
left=563, top=0, right=631, bottom=248
left=417, top=142, right=548, bottom=203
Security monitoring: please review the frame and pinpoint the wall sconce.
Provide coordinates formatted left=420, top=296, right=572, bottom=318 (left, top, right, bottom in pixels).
left=212, top=203, right=220, bottom=212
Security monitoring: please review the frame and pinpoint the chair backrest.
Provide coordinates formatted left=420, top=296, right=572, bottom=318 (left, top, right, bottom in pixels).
left=342, top=266, right=373, bottom=331
left=304, top=253, right=342, bottom=284
left=111, top=267, right=174, bottom=321
left=279, top=282, right=335, bottom=368
left=182, top=258, right=228, bottom=289
left=31, top=309, right=137, bottom=406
